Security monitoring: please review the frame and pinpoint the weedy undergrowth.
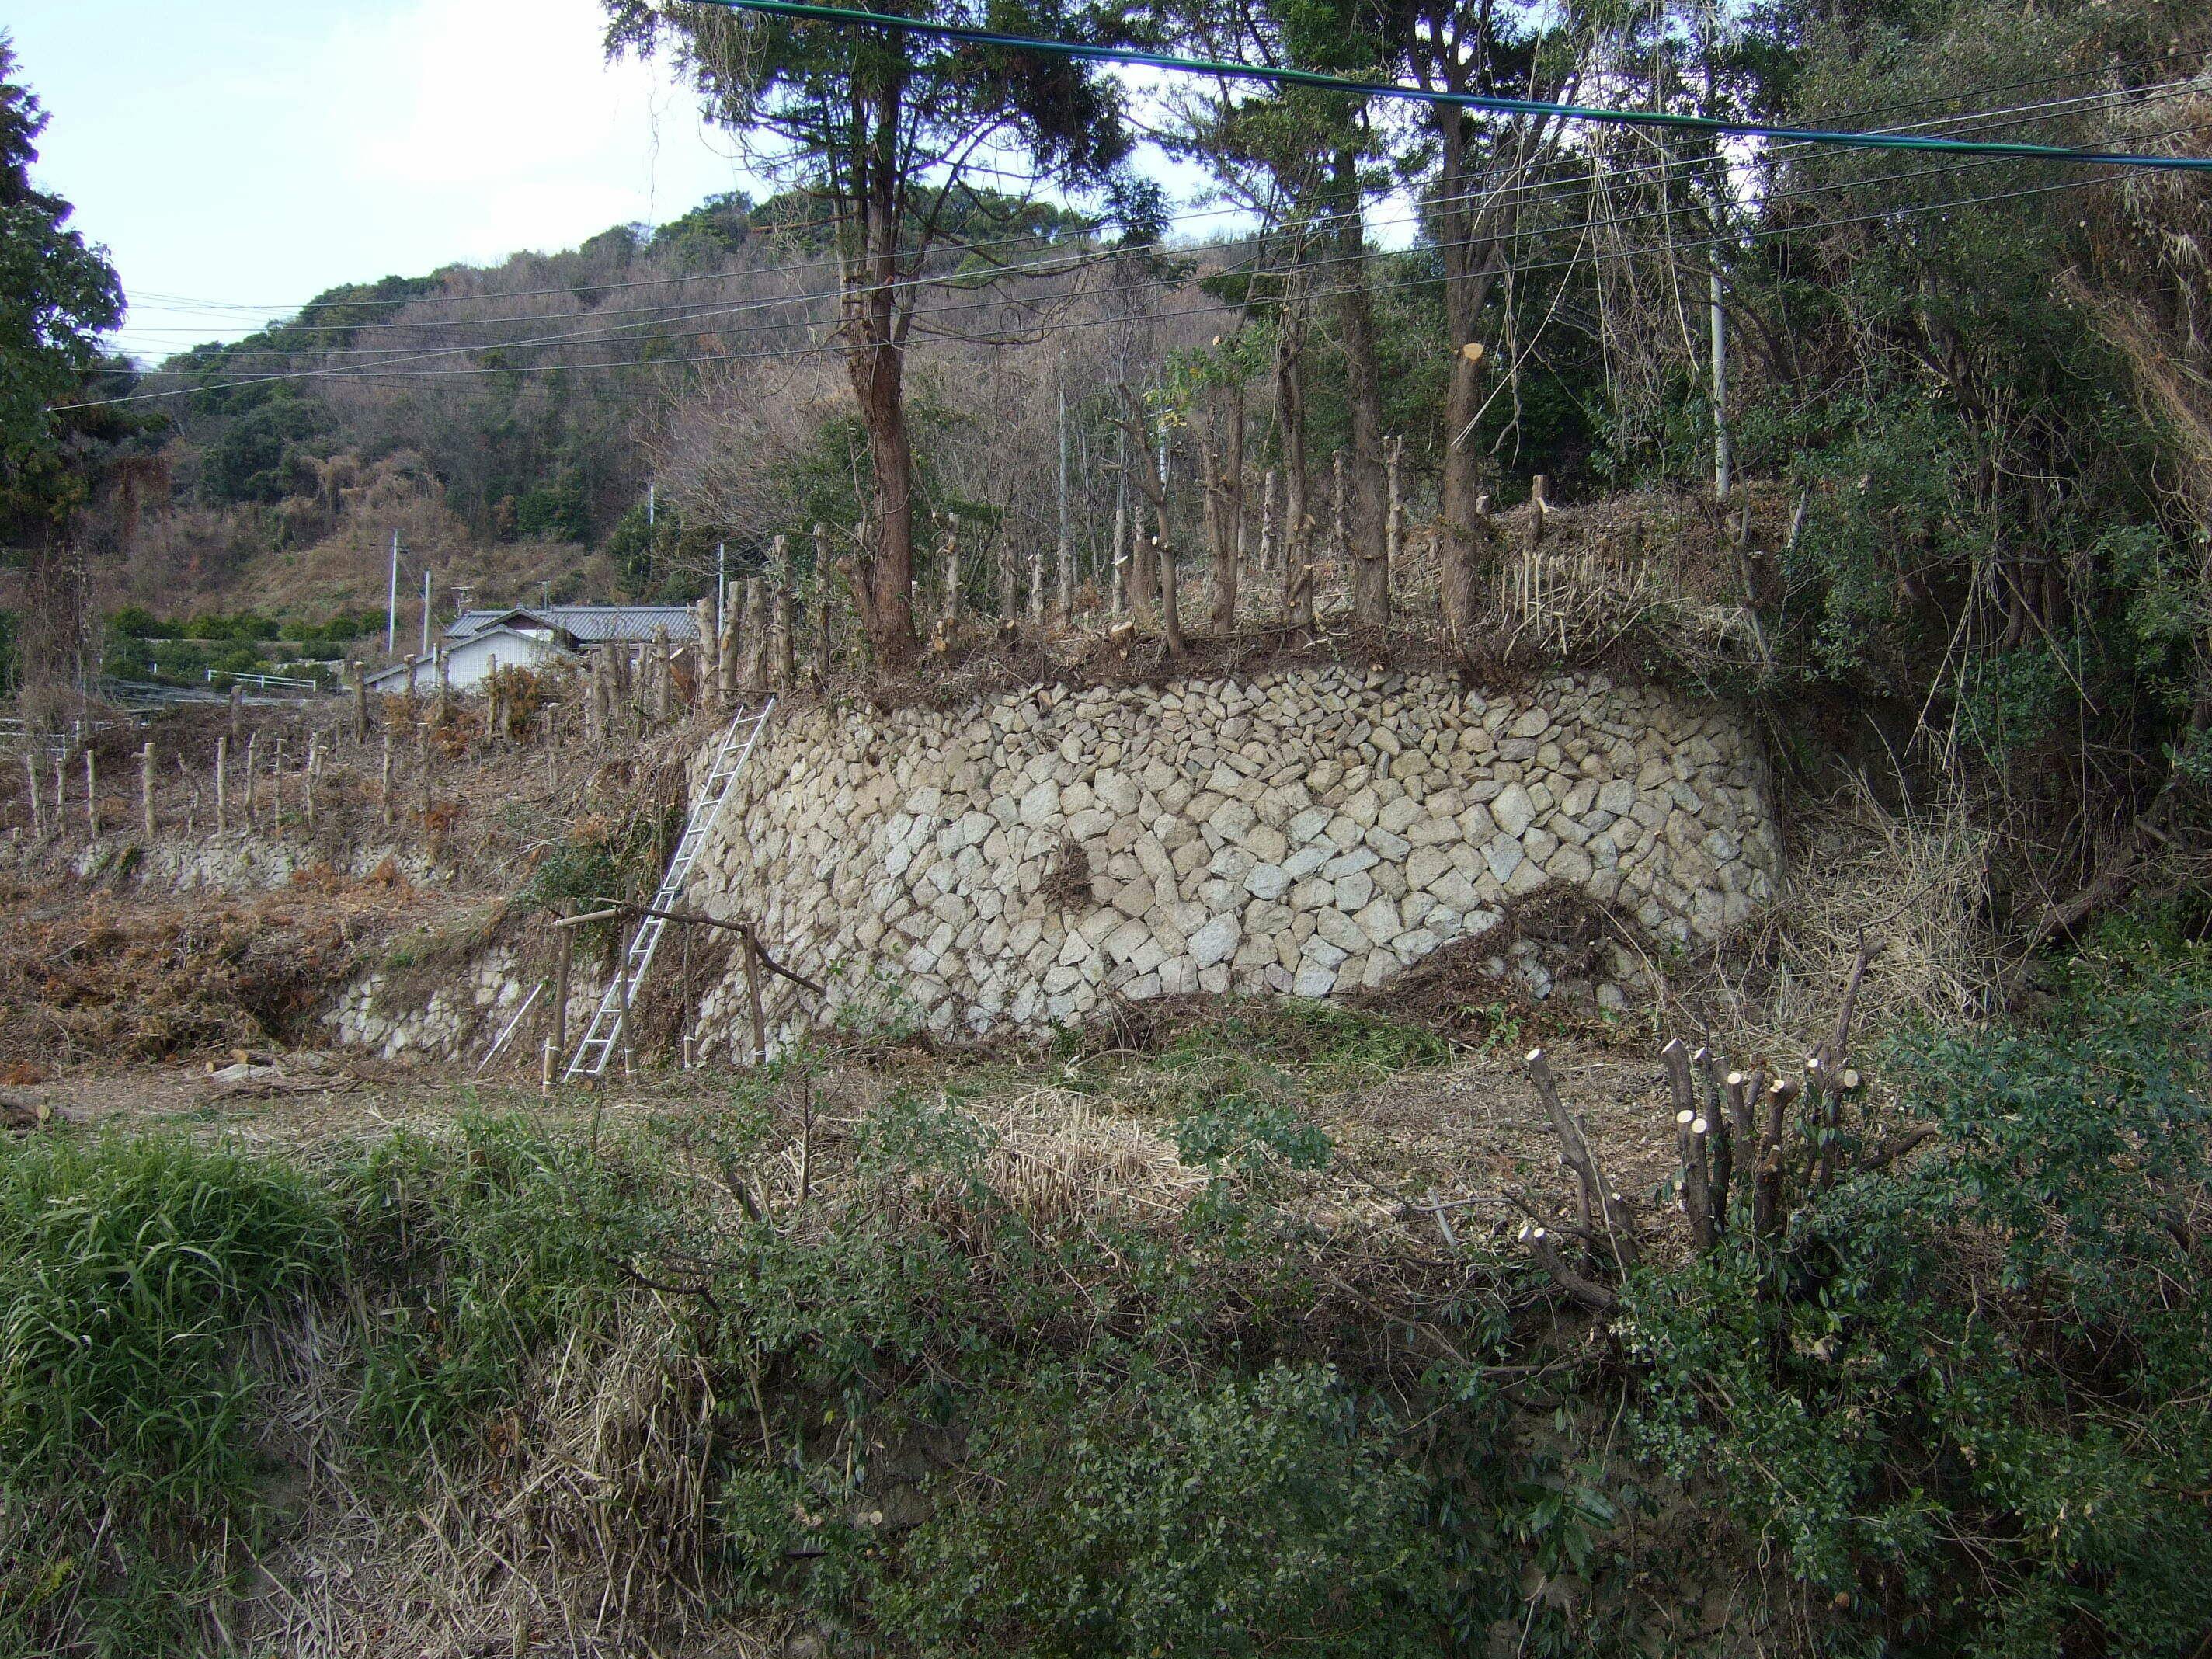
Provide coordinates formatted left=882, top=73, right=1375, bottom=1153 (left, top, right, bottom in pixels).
left=0, top=1134, right=343, bottom=1650
left=6, top=931, right=2212, bottom=1657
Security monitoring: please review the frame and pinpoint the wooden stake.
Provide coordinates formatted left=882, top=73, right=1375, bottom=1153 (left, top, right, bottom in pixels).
left=940, top=514, right=962, bottom=624
left=681, top=919, right=694, bottom=1069
left=378, top=732, right=392, bottom=827
left=810, top=522, right=833, bottom=676
left=617, top=945, right=632, bottom=1056
left=242, top=731, right=259, bottom=827
left=743, top=934, right=766, bottom=1066
left=141, top=742, right=156, bottom=841
left=554, top=920, right=573, bottom=1059
left=350, top=659, right=368, bottom=745
left=214, top=734, right=228, bottom=832
left=1261, top=467, right=1278, bottom=573
left=22, top=753, right=38, bottom=839
left=773, top=587, right=795, bottom=687
left=1109, top=496, right=1127, bottom=617
left=1385, top=435, right=1403, bottom=601
left=304, top=734, right=319, bottom=834
left=541, top=1037, right=555, bottom=1096
left=85, top=750, right=98, bottom=840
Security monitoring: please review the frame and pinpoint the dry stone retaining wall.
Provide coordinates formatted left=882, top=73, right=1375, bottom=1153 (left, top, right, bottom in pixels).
left=686, top=666, right=1779, bottom=1054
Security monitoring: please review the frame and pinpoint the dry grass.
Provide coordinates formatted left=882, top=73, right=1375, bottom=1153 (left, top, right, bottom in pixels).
left=971, top=1084, right=1205, bottom=1226
left=252, top=1306, right=741, bottom=1659
left=1677, top=776, right=1998, bottom=1061
left=0, top=876, right=433, bottom=1064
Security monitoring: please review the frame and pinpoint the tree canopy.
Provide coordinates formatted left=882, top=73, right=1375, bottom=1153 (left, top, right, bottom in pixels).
left=0, top=33, right=123, bottom=534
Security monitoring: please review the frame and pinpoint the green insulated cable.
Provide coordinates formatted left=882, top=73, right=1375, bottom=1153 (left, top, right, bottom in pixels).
left=686, top=0, right=2212, bottom=173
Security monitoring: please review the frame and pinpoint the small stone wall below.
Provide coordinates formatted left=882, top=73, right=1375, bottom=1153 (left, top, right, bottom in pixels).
left=685, top=666, right=1779, bottom=1052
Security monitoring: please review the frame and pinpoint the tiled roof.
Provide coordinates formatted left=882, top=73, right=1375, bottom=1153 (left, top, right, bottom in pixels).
left=447, top=605, right=701, bottom=645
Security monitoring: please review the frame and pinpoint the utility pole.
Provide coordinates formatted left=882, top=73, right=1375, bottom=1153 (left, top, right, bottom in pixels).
left=385, top=530, right=400, bottom=652
left=420, top=568, right=433, bottom=655
left=1705, top=7, right=1731, bottom=501
left=1056, top=381, right=1072, bottom=617
left=716, top=541, right=727, bottom=635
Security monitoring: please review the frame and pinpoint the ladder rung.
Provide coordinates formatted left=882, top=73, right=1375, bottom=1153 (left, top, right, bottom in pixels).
left=562, top=697, right=774, bottom=1079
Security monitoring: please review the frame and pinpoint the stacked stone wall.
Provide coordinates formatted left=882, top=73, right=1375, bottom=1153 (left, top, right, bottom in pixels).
left=683, top=666, right=1779, bottom=1054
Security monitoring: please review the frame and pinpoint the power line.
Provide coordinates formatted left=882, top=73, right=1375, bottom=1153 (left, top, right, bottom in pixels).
left=694, top=0, right=2212, bottom=172
left=78, top=148, right=2193, bottom=405
left=106, top=56, right=2211, bottom=336
left=85, top=99, right=2210, bottom=395
left=64, top=160, right=2146, bottom=411
left=98, top=78, right=2212, bottom=384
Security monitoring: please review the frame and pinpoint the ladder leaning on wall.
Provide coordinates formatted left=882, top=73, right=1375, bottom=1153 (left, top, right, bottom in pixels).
left=564, top=697, right=777, bottom=1081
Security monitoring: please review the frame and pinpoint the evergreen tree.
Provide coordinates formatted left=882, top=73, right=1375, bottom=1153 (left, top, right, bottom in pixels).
left=0, top=32, right=124, bottom=532
left=604, top=0, right=1148, bottom=664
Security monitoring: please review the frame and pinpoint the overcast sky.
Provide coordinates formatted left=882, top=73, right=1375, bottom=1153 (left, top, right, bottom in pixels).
left=9, top=0, right=752, bottom=356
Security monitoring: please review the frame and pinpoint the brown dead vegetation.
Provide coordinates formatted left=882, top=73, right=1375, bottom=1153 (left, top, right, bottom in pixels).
left=0, top=872, right=432, bottom=1063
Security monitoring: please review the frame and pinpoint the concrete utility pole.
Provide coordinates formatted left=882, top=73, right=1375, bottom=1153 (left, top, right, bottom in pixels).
left=1705, top=5, right=1731, bottom=501
left=1056, top=381, right=1071, bottom=617
left=385, top=530, right=400, bottom=652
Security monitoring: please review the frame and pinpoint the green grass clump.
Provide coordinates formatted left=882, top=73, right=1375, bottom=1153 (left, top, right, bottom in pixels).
left=1160, top=1000, right=1452, bottom=1084
left=0, top=1133, right=341, bottom=1511
left=337, top=1111, right=661, bottom=1453
left=0, top=1134, right=343, bottom=1656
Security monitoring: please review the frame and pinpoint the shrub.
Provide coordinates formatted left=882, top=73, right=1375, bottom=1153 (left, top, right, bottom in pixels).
left=879, top=1362, right=1453, bottom=1658
left=1624, top=936, right=2212, bottom=1656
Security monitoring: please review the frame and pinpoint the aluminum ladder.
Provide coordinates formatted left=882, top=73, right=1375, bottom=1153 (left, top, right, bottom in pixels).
left=564, top=698, right=776, bottom=1080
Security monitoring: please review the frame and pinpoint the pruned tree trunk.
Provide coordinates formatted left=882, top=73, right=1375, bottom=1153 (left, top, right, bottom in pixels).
left=1228, top=379, right=1248, bottom=598
left=1116, top=388, right=1161, bottom=625
left=1260, top=468, right=1278, bottom=576
left=845, top=296, right=919, bottom=666
left=1277, top=319, right=1313, bottom=631
left=1331, top=147, right=1391, bottom=628
left=1159, top=529, right=1184, bottom=656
